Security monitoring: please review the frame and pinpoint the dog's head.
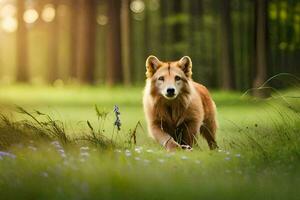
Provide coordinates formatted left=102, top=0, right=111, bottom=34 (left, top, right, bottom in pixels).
left=145, top=55, right=192, bottom=100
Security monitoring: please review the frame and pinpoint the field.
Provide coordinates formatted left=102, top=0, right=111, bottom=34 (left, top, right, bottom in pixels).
left=0, top=85, right=300, bottom=200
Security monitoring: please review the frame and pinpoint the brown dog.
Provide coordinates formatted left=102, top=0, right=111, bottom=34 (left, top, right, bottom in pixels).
left=143, top=56, right=218, bottom=151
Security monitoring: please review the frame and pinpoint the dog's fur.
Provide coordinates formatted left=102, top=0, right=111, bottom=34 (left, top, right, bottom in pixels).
left=143, top=55, right=218, bottom=151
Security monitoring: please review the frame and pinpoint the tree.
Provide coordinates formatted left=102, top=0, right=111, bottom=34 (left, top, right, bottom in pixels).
left=188, top=0, right=204, bottom=83
left=172, top=0, right=184, bottom=58
left=220, top=0, right=235, bottom=90
left=69, top=0, right=79, bottom=80
left=76, top=0, right=97, bottom=84
left=47, top=1, right=59, bottom=83
left=16, top=0, right=29, bottom=82
left=121, top=0, right=131, bottom=85
left=253, top=0, right=268, bottom=97
left=106, top=0, right=123, bottom=85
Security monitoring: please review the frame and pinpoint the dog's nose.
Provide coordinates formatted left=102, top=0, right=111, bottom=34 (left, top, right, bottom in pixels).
left=166, top=88, right=175, bottom=96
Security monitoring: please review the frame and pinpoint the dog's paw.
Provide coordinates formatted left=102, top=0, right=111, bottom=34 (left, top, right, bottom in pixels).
left=181, top=145, right=193, bottom=151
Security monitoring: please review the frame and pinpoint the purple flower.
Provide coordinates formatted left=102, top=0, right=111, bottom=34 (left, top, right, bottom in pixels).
left=113, top=105, right=121, bottom=131
left=0, top=151, right=16, bottom=159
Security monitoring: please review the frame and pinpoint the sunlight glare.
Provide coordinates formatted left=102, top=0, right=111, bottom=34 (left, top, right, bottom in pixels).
left=23, top=8, right=39, bottom=24
left=130, top=0, right=145, bottom=14
left=1, top=16, right=17, bottom=32
left=42, top=4, right=56, bottom=22
left=0, top=4, right=16, bottom=18
left=97, top=15, right=108, bottom=26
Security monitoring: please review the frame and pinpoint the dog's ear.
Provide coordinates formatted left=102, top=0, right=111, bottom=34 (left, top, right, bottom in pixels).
left=145, top=55, right=162, bottom=78
left=178, top=56, right=192, bottom=78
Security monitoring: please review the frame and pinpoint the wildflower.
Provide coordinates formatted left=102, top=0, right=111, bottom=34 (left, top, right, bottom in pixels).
left=80, top=146, right=89, bottom=151
left=113, top=105, right=121, bottom=131
left=224, top=157, right=231, bottom=161
left=0, top=151, right=16, bottom=159
left=51, top=141, right=60, bottom=146
left=60, top=153, right=67, bottom=158
left=195, top=160, right=201, bottom=164
left=181, top=156, right=188, bottom=160
left=115, top=149, right=122, bottom=153
left=135, top=146, right=143, bottom=153
left=158, top=159, right=165, bottom=163
left=57, top=149, right=65, bottom=154
left=125, top=152, right=132, bottom=157
left=235, top=153, right=241, bottom=158
left=225, top=151, right=230, bottom=155
left=146, top=149, right=154, bottom=153
left=80, top=152, right=90, bottom=157
left=135, top=157, right=141, bottom=161
left=28, top=146, right=37, bottom=151
left=218, top=149, right=223, bottom=153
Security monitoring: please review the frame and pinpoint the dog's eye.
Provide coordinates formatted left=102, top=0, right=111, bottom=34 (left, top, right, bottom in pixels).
left=175, top=76, right=181, bottom=81
left=158, top=76, right=164, bottom=81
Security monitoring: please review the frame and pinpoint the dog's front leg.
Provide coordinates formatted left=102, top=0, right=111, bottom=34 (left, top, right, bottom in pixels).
left=150, top=123, right=180, bottom=151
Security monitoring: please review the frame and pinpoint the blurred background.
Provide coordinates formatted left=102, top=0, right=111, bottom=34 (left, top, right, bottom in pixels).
left=0, top=0, right=299, bottom=91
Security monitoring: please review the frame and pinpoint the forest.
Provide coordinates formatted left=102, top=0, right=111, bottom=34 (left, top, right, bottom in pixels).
left=0, top=0, right=299, bottom=91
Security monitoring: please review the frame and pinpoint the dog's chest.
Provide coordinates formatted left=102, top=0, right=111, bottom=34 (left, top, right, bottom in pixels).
left=163, top=105, right=185, bottom=127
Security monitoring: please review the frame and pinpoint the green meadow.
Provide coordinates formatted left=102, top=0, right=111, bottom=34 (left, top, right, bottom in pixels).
left=0, top=85, right=299, bottom=200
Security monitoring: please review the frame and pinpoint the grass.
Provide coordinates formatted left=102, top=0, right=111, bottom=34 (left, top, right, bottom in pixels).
left=0, top=85, right=300, bottom=200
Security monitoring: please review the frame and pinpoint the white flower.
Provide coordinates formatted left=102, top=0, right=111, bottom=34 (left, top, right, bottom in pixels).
left=158, top=159, right=165, bottom=163
left=134, top=157, right=141, bottom=161
left=181, top=156, right=188, bottom=160
left=80, top=146, right=89, bottom=151
left=57, top=149, right=65, bottom=154
left=195, top=160, right=201, bottom=164
left=125, top=152, right=131, bottom=157
left=28, top=146, right=37, bottom=151
left=50, top=141, right=60, bottom=146
left=114, top=149, right=122, bottom=153
left=135, top=146, right=143, bottom=151
left=60, top=153, right=67, bottom=158
left=235, top=153, right=241, bottom=158
left=146, top=149, right=154, bottom=153
left=224, top=157, right=231, bottom=161
left=80, top=152, right=90, bottom=157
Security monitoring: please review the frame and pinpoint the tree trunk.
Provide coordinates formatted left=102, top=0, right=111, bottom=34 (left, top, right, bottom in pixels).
left=16, top=0, right=29, bottom=82
left=48, top=1, right=59, bottom=83
left=76, top=0, right=97, bottom=84
left=106, top=0, right=123, bottom=85
left=172, top=0, right=183, bottom=58
left=220, top=0, right=235, bottom=90
left=253, top=0, right=268, bottom=97
left=69, top=0, right=79, bottom=80
left=188, top=0, right=203, bottom=83
left=121, top=0, right=131, bottom=85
